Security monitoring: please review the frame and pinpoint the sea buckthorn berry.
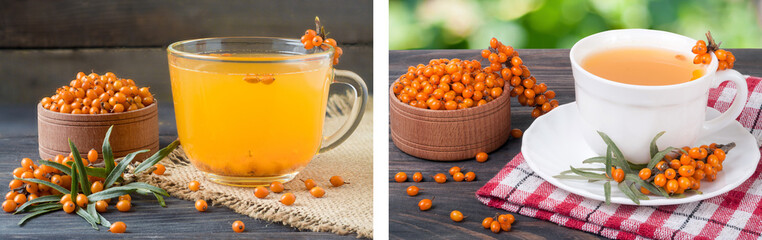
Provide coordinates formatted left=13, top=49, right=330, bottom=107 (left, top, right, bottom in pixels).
left=669, top=159, right=682, bottom=170
left=254, top=186, right=269, bottom=199
left=680, top=154, right=692, bottom=166
left=5, top=191, right=17, bottom=201
left=2, top=199, right=16, bottom=213
left=691, top=180, right=701, bottom=190
left=110, top=221, right=127, bottom=233
left=449, top=166, right=461, bottom=176
left=694, top=169, right=706, bottom=180
left=714, top=149, right=726, bottom=161
left=465, top=172, right=476, bottom=182
left=666, top=179, right=679, bottom=193
left=640, top=187, right=650, bottom=195
left=280, top=193, right=296, bottom=206
left=406, top=186, right=420, bottom=196
left=119, top=194, right=131, bottom=202
left=12, top=167, right=26, bottom=178
left=63, top=201, right=76, bottom=213
left=639, top=168, right=651, bottom=180
left=394, top=172, right=407, bottom=182
left=688, top=148, right=702, bottom=159
left=418, top=198, right=433, bottom=211
left=490, top=221, right=501, bottom=233
left=270, top=181, right=284, bottom=193
left=309, top=187, right=326, bottom=198
left=434, top=173, right=447, bottom=183
left=482, top=217, right=494, bottom=229
left=75, top=194, right=88, bottom=207
left=450, top=210, right=465, bottom=222
left=412, top=172, right=423, bottom=182
left=232, top=220, right=245, bottom=233
left=501, top=222, right=512, bottom=232
left=95, top=200, right=108, bottom=213
left=453, top=172, right=465, bottom=182
left=654, top=174, right=666, bottom=187
left=678, top=177, right=691, bottom=190
left=152, top=164, right=166, bottom=175
left=612, top=168, right=625, bottom=183
left=116, top=200, right=131, bottom=212
left=678, top=165, right=695, bottom=177
left=664, top=169, right=677, bottom=180
left=475, top=152, right=488, bottom=162
left=91, top=181, right=104, bottom=193
left=9, top=179, right=23, bottom=189
left=188, top=181, right=200, bottom=191
left=329, top=176, right=345, bottom=187
left=195, top=199, right=208, bottom=212
left=302, top=179, right=317, bottom=190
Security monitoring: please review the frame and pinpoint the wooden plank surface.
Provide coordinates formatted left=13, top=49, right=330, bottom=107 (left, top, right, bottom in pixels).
left=0, top=0, right=372, bottom=48
left=387, top=48, right=762, bottom=239
left=0, top=104, right=359, bottom=239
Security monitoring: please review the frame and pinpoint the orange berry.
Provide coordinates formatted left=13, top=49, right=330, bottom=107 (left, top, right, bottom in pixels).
left=63, top=201, right=76, bottom=213
left=109, top=221, right=126, bottom=233
left=678, top=165, right=695, bottom=177
left=612, top=168, right=625, bottom=183
left=412, top=172, right=423, bottom=182
left=195, top=199, right=208, bottom=212
left=2, top=200, right=16, bottom=213
left=269, top=181, right=285, bottom=193
left=254, top=186, right=269, bottom=199
left=232, top=220, right=245, bottom=233
left=434, top=173, right=447, bottom=183
left=309, top=187, right=326, bottom=198
left=418, top=198, right=433, bottom=211
left=664, top=168, right=677, bottom=180
left=666, top=179, right=679, bottom=193
left=638, top=168, right=651, bottom=180
left=475, top=152, right=488, bottom=162
left=280, top=193, right=296, bottom=206
left=152, top=164, right=166, bottom=175
left=188, top=181, right=200, bottom=191
left=394, top=172, right=407, bottom=182
left=116, top=200, right=131, bottom=212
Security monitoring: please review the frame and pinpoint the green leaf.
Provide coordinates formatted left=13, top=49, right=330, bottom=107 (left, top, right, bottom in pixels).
left=76, top=208, right=99, bottom=230
left=97, top=212, right=111, bottom=227
left=85, top=167, right=109, bottom=179
left=68, top=139, right=91, bottom=195
left=104, top=150, right=149, bottom=188
left=560, top=167, right=606, bottom=175
left=125, top=182, right=169, bottom=197
left=16, top=202, right=63, bottom=213
left=14, top=195, right=63, bottom=213
left=70, top=168, right=79, bottom=203
left=625, top=174, right=668, bottom=198
left=103, top=126, right=115, bottom=174
left=647, top=147, right=675, bottom=169
left=153, top=192, right=166, bottom=207
left=87, top=186, right=137, bottom=202
left=134, top=139, right=180, bottom=174
left=604, top=181, right=611, bottom=205
left=13, top=176, right=69, bottom=195
left=605, top=146, right=612, bottom=178
left=37, top=160, right=71, bottom=176
left=650, top=131, right=666, bottom=158
left=618, top=181, right=640, bottom=205
left=18, top=206, right=62, bottom=226
left=582, top=156, right=606, bottom=164
left=628, top=181, right=649, bottom=200
left=569, top=166, right=609, bottom=180
left=87, top=203, right=100, bottom=225
left=597, top=131, right=631, bottom=172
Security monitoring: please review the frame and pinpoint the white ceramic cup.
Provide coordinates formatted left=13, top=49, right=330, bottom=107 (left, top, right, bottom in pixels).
left=570, top=29, right=748, bottom=164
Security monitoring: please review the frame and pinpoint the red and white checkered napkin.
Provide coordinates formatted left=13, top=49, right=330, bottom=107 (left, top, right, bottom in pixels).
left=476, top=76, right=762, bottom=240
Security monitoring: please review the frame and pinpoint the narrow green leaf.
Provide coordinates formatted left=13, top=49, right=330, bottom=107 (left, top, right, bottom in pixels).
left=87, top=186, right=138, bottom=202
left=97, top=212, right=111, bottom=227
left=604, top=181, right=611, bottom=205
left=625, top=174, right=668, bottom=198
left=68, top=139, right=91, bottom=195
left=618, top=181, right=640, bottom=205
left=104, top=150, right=149, bottom=188
left=560, top=168, right=606, bottom=175
left=70, top=168, right=79, bottom=203
left=647, top=147, right=675, bottom=169
left=650, top=131, right=666, bottom=158
left=103, top=126, right=115, bottom=174
left=18, top=206, right=62, bottom=226
left=605, top=146, right=612, bottom=178
left=85, top=167, right=109, bottom=179
left=13, top=176, right=69, bottom=195
left=628, top=181, right=649, bottom=200
left=37, top=160, right=71, bottom=176
left=597, top=131, right=631, bottom=172
left=569, top=166, right=609, bottom=180
left=14, top=195, right=63, bottom=213
left=87, top=203, right=100, bottom=224
left=582, top=156, right=606, bottom=164
left=125, top=182, right=169, bottom=197
left=16, top=202, right=62, bottom=213
left=134, top=139, right=180, bottom=174
left=153, top=192, right=166, bottom=207
left=76, top=208, right=99, bottom=230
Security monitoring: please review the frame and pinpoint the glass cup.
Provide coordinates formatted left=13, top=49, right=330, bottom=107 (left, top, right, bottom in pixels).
left=167, top=37, right=367, bottom=186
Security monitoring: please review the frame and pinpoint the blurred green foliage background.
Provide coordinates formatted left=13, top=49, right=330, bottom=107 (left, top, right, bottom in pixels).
left=390, top=0, right=762, bottom=50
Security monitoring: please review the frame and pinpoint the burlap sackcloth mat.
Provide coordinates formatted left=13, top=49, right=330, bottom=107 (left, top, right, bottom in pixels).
left=125, top=96, right=373, bottom=238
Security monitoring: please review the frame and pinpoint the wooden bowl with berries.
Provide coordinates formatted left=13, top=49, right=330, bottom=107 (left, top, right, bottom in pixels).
left=37, top=72, right=159, bottom=162
left=390, top=38, right=559, bottom=161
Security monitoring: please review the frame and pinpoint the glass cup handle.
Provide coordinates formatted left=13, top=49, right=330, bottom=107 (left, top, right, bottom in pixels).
left=319, top=69, right=368, bottom=153
left=703, top=69, right=748, bottom=131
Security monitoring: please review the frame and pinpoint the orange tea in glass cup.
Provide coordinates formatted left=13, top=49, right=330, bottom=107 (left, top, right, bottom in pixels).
left=167, top=37, right=367, bottom=186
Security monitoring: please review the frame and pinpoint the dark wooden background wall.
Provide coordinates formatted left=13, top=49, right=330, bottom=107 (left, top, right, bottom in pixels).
left=0, top=0, right=373, bottom=104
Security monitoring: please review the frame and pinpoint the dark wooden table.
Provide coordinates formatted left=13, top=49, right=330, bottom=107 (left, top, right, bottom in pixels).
left=0, top=106, right=359, bottom=239
left=388, top=49, right=762, bottom=239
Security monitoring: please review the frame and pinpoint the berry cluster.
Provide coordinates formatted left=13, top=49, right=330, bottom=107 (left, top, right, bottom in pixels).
left=40, top=72, right=154, bottom=114
left=692, top=31, right=736, bottom=71
left=300, top=17, right=343, bottom=65
left=482, top=38, right=557, bottom=117
left=482, top=213, right=515, bottom=233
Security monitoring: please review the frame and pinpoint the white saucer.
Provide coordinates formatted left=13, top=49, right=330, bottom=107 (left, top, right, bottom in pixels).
left=522, top=102, right=760, bottom=206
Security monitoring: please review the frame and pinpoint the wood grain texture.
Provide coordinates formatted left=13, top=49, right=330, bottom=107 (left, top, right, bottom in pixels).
left=0, top=104, right=359, bottom=239
left=388, top=48, right=762, bottom=239
left=0, top=0, right=372, bottom=48
left=0, top=46, right=372, bottom=104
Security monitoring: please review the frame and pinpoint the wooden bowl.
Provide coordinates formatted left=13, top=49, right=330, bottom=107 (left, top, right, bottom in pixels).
left=390, top=84, right=511, bottom=161
left=37, top=102, right=159, bottom=162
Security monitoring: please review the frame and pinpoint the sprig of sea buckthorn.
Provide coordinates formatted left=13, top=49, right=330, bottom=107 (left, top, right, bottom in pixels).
left=300, top=16, right=343, bottom=65
left=692, top=31, right=736, bottom=70
left=482, top=38, right=557, bottom=118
